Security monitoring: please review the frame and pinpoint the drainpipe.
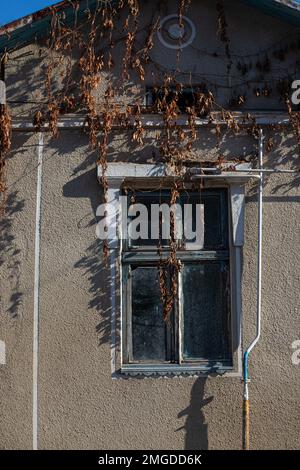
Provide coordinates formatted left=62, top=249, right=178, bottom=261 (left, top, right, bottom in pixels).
left=243, top=128, right=264, bottom=450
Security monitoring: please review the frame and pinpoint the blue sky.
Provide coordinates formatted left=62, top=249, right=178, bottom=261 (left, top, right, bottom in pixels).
left=0, top=1, right=60, bottom=27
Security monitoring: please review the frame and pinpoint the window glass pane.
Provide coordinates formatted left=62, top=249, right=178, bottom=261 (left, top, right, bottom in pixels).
left=127, top=189, right=228, bottom=250
left=181, top=190, right=228, bottom=250
left=146, top=85, right=209, bottom=115
left=131, top=266, right=168, bottom=362
left=182, top=262, right=232, bottom=362
left=127, top=191, right=172, bottom=248
left=204, top=192, right=228, bottom=249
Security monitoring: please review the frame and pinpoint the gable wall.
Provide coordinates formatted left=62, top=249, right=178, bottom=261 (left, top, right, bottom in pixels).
left=0, top=0, right=300, bottom=449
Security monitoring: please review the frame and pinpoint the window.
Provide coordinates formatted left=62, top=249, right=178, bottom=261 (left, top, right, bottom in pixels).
left=121, top=188, right=234, bottom=375
left=146, top=85, right=210, bottom=115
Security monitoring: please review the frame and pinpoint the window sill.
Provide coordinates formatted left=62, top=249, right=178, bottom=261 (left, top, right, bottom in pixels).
left=121, top=363, right=236, bottom=377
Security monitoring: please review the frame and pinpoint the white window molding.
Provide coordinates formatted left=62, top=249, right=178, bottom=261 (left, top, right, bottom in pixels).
left=98, top=163, right=253, bottom=377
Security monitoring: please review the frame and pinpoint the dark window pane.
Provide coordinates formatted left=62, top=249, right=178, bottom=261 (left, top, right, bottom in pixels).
left=146, top=85, right=209, bottom=115
left=127, top=189, right=228, bottom=250
left=127, top=191, right=173, bottom=248
left=182, top=262, right=232, bottom=362
left=131, top=267, right=168, bottom=362
left=203, top=192, right=228, bottom=249
left=181, top=190, right=228, bottom=249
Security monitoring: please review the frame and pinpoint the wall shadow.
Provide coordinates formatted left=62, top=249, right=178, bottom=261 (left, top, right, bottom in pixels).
left=0, top=191, right=25, bottom=318
left=63, top=167, right=100, bottom=224
left=63, top=168, right=115, bottom=347
left=73, top=238, right=115, bottom=347
left=177, top=377, right=213, bottom=450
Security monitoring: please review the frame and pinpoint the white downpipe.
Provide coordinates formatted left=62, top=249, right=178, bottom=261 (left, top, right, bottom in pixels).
left=243, top=128, right=264, bottom=449
left=33, top=132, right=44, bottom=450
left=247, top=128, right=264, bottom=358
left=228, top=168, right=299, bottom=174
left=243, top=128, right=264, bottom=379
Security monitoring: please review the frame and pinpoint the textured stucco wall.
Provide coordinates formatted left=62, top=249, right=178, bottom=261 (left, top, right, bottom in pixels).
left=0, top=133, right=39, bottom=449
left=1, top=0, right=300, bottom=450
left=1, top=129, right=299, bottom=450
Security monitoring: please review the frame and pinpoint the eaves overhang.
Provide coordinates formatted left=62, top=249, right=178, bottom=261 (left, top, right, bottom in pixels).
left=0, top=0, right=100, bottom=54
left=240, top=0, right=300, bottom=27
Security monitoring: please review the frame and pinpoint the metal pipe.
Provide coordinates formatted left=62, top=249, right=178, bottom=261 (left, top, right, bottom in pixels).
left=191, top=174, right=260, bottom=180
left=228, top=168, right=299, bottom=174
left=243, top=128, right=264, bottom=450
left=190, top=168, right=299, bottom=177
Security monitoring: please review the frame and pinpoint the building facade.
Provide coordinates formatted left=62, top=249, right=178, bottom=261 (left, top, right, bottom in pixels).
left=0, top=0, right=300, bottom=449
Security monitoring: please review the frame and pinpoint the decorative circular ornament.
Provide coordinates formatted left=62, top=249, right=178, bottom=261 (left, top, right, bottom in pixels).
left=157, top=15, right=196, bottom=50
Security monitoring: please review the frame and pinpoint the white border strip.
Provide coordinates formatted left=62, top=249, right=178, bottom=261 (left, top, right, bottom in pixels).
left=10, top=111, right=291, bottom=131
left=33, top=132, right=43, bottom=450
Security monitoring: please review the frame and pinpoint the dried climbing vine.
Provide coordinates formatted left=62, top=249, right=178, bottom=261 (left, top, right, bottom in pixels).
left=0, top=104, right=11, bottom=216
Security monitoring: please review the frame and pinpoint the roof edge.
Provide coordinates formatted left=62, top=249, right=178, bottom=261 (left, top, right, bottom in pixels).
left=0, top=1, right=67, bottom=36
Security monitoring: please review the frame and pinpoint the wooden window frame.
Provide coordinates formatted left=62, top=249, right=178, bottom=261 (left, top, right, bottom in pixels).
left=99, top=163, right=251, bottom=377
left=122, top=188, right=233, bottom=374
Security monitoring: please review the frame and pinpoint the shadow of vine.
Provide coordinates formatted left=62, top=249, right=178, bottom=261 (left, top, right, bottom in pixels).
left=63, top=167, right=118, bottom=347
left=0, top=191, right=25, bottom=318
